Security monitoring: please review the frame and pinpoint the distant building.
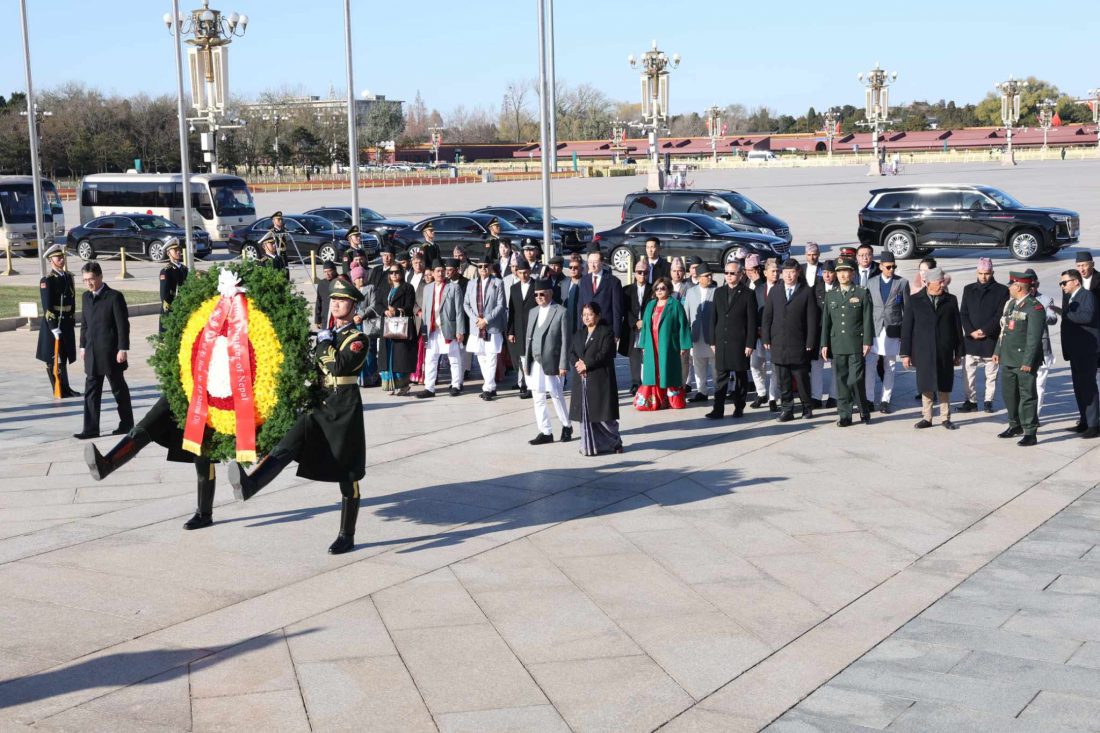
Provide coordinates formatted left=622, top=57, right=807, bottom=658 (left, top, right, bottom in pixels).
left=241, top=93, right=403, bottom=119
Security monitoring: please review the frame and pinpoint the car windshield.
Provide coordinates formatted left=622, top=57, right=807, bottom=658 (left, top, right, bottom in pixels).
left=295, top=216, right=338, bottom=233
left=718, top=193, right=766, bottom=216
left=0, top=183, right=52, bottom=224
left=132, top=215, right=176, bottom=231
left=359, top=208, right=384, bottom=221
left=491, top=217, right=520, bottom=232
left=209, top=179, right=256, bottom=216
left=981, top=188, right=1023, bottom=209
left=695, top=217, right=736, bottom=235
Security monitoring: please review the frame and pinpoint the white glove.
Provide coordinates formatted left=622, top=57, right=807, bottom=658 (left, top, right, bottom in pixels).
left=52, top=328, right=62, bottom=338
left=317, top=330, right=334, bottom=343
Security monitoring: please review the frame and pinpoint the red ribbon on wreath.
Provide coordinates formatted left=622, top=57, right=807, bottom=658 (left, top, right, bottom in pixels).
left=182, top=292, right=257, bottom=461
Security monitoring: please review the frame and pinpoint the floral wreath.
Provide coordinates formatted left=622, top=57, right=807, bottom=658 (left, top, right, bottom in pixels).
left=151, top=262, right=315, bottom=464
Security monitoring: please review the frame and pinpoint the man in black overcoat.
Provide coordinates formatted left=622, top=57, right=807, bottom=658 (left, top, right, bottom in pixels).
left=74, top=261, right=133, bottom=439
left=761, top=259, right=820, bottom=420
left=507, top=258, right=538, bottom=397
left=1056, top=270, right=1100, bottom=437
left=706, top=260, right=757, bottom=419
left=620, top=260, right=653, bottom=393
left=36, top=244, right=80, bottom=398
left=900, top=267, right=964, bottom=429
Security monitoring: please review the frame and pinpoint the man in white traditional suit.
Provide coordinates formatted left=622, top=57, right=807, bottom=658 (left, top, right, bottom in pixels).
left=417, top=259, right=466, bottom=399
left=463, top=259, right=507, bottom=401
left=524, top=278, right=573, bottom=445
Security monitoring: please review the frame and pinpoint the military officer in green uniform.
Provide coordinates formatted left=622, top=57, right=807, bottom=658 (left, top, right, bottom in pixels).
left=418, top=220, right=441, bottom=266
left=158, top=237, right=188, bottom=333
left=229, top=277, right=369, bottom=554
left=820, top=257, right=874, bottom=426
left=994, top=271, right=1045, bottom=446
left=36, top=243, right=80, bottom=398
left=482, top=216, right=503, bottom=264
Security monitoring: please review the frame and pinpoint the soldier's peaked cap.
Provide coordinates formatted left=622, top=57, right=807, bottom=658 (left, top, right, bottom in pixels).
left=329, top=276, right=364, bottom=302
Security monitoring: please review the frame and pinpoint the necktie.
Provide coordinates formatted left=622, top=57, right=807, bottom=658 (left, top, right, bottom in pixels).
left=786, top=287, right=793, bottom=301
left=592, top=274, right=598, bottom=291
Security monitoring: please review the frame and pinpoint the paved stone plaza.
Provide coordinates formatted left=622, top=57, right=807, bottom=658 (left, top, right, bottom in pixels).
left=1, top=160, right=1099, bottom=731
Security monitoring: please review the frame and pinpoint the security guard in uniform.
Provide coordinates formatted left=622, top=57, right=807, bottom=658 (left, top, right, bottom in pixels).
left=820, top=257, right=874, bottom=426
left=994, top=271, right=1045, bottom=446
left=229, top=277, right=369, bottom=554
left=158, top=237, right=188, bottom=333
left=36, top=243, right=80, bottom=398
left=482, top=216, right=503, bottom=264
left=418, top=221, right=441, bottom=266
left=258, top=229, right=290, bottom=279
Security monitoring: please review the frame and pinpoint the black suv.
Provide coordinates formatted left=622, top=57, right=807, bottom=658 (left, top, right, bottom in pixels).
left=858, top=184, right=1080, bottom=261
left=621, top=189, right=792, bottom=244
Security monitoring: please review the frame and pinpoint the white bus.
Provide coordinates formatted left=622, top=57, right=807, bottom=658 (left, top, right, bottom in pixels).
left=0, top=176, right=63, bottom=256
left=78, top=173, right=256, bottom=243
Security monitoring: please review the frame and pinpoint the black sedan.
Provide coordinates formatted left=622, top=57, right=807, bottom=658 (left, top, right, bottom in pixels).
left=68, top=214, right=211, bottom=262
left=391, top=212, right=560, bottom=258
left=226, top=214, right=371, bottom=263
left=595, top=214, right=789, bottom=273
left=472, top=206, right=593, bottom=253
left=304, top=206, right=411, bottom=248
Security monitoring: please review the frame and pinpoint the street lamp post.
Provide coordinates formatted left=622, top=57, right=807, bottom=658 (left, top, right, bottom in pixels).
left=823, top=109, right=839, bottom=159
left=995, top=76, right=1026, bottom=167
left=18, top=0, right=48, bottom=276
left=536, top=0, right=554, bottom=265
left=705, top=105, right=723, bottom=165
left=857, top=63, right=897, bottom=176
left=546, top=0, right=558, bottom=173
left=262, top=111, right=282, bottom=176
left=1088, top=89, right=1100, bottom=154
left=1037, top=98, right=1055, bottom=156
left=165, top=0, right=197, bottom=270
left=428, top=127, right=444, bottom=166
left=629, top=41, right=680, bottom=190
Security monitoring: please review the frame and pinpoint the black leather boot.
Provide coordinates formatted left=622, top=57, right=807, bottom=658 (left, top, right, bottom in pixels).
left=229, top=452, right=292, bottom=501
left=183, top=460, right=216, bottom=530
left=84, top=428, right=151, bottom=481
left=328, top=497, right=360, bottom=554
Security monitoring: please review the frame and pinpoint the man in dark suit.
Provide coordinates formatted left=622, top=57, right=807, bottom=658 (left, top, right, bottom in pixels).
left=507, top=259, right=538, bottom=398
left=750, top=259, right=780, bottom=409
left=74, top=262, right=133, bottom=439
left=561, top=256, right=585, bottom=335
left=762, top=258, right=820, bottom=420
left=313, top=260, right=339, bottom=329
left=577, top=245, right=623, bottom=345
left=959, top=258, right=1010, bottom=413
left=642, top=237, right=671, bottom=284
left=620, top=260, right=653, bottom=394
left=854, top=244, right=881, bottom=288
left=1056, top=270, right=1100, bottom=437
left=706, top=260, right=757, bottom=419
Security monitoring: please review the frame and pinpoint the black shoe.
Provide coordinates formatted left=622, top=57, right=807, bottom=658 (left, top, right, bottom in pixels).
left=328, top=496, right=360, bottom=555
left=704, top=409, right=724, bottom=420
left=1068, top=422, right=1088, bottom=434
left=689, top=392, right=708, bottom=403
left=802, top=408, right=814, bottom=420
left=73, top=431, right=100, bottom=440
left=84, top=430, right=150, bottom=480
left=998, top=426, right=1024, bottom=439
left=415, top=389, right=435, bottom=399
left=449, top=387, right=462, bottom=397
left=957, top=401, right=978, bottom=413
left=229, top=453, right=291, bottom=502
left=750, top=396, right=765, bottom=409
left=629, top=384, right=639, bottom=396
left=879, top=401, right=891, bottom=415
left=519, top=389, right=532, bottom=399
left=859, top=410, right=871, bottom=425
left=490, top=389, right=497, bottom=397
left=480, top=391, right=494, bottom=401
left=111, top=424, right=133, bottom=436
left=1017, top=434, right=1037, bottom=447
left=769, top=400, right=779, bottom=413
left=61, top=390, right=82, bottom=398
left=1082, top=427, right=1100, bottom=439
left=529, top=433, right=553, bottom=446
left=837, top=417, right=853, bottom=427
left=182, top=513, right=213, bottom=530
left=825, top=398, right=837, bottom=408
left=777, top=410, right=794, bottom=423
left=914, top=419, right=932, bottom=429
left=943, top=420, right=958, bottom=430
left=984, top=401, right=994, bottom=413
left=733, top=403, right=745, bottom=418
left=560, top=426, right=573, bottom=442
left=812, top=398, right=823, bottom=409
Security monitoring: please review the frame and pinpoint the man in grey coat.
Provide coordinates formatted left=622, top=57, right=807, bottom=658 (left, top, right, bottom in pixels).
left=864, top=252, right=910, bottom=413
left=464, top=261, right=507, bottom=401
left=683, top=263, right=718, bottom=401
left=524, top=279, right=572, bottom=445
left=417, top=260, right=467, bottom=399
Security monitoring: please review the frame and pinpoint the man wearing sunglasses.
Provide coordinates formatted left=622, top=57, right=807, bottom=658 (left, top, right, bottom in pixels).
left=524, top=279, right=572, bottom=445
left=865, top=252, right=909, bottom=414
left=621, top=260, right=654, bottom=395
left=1054, top=270, right=1099, bottom=438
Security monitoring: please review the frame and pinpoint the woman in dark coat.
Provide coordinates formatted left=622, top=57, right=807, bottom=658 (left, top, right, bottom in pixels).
left=379, top=266, right=418, bottom=395
left=900, top=268, right=964, bottom=428
left=569, top=302, right=622, bottom=455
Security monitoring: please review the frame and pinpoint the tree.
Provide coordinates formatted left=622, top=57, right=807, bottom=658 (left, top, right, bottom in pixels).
left=974, top=77, right=1064, bottom=126
left=500, top=79, right=535, bottom=143
left=360, top=101, right=405, bottom=149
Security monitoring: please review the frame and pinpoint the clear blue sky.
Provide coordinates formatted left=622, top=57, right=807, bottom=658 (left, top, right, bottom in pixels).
left=1, top=0, right=1091, bottom=117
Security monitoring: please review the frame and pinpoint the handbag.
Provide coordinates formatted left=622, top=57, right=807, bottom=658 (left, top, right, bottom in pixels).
left=384, top=316, right=410, bottom=340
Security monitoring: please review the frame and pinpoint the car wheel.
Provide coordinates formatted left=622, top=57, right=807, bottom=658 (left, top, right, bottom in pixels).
left=241, top=244, right=259, bottom=260
left=318, top=244, right=337, bottom=262
left=77, top=240, right=96, bottom=260
left=609, top=246, right=632, bottom=273
left=148, top=240, right=166, bottom=262
left=882, top=229, right=917, bottom=259
left=1008, top=229, right=1041, bottom=260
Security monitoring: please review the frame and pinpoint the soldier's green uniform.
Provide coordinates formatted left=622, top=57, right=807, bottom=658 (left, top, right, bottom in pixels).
left=820, top=258, right=874, bottom=424
left=995, top=272, right=1045, bottom=443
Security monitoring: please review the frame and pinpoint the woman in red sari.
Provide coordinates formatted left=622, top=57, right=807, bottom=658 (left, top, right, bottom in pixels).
left=635, top=276, right=692, bottom=411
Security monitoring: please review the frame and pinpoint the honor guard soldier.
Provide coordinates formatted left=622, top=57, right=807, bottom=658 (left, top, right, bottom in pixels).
left=229, top=277, right=369, bottom=554
left=258, top=229, right=290, bottom=279
left=158, top=237, right=188, bottom=333
left=994, top=271, right=1045, bottom=446
left=820, top=257, right=874, bottom=426
left=482, top=216, right=504, bottom=264
left=36, top=243, right=80, bottom=398
left=418, top=221, right=441, bottom=266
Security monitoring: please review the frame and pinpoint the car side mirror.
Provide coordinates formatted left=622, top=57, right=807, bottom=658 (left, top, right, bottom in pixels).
left=691, top=230, right=706, bottom=238
left=981, top=202, right=997, bottom=211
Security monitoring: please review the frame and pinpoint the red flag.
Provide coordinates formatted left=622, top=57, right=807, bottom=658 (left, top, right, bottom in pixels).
left=1051, top=112, right=1062, bottom=127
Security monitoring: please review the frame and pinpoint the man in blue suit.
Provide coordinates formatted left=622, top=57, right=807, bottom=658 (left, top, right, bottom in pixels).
left=577, top=244, right=623, bottom=348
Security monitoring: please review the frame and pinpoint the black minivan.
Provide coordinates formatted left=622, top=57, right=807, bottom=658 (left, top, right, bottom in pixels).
left=621, top=189, right=792, bottom=244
